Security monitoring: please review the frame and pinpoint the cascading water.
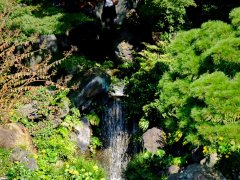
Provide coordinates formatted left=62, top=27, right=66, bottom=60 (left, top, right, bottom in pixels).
left=101, top=91, right=129, bottom=180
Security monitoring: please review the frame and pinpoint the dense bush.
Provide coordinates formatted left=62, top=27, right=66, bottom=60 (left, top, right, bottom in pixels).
left=152, top=12, right=240, bottom=149
left=126, top=7, right=240, bottom=179
left=137, top=0, right=195, bottom=33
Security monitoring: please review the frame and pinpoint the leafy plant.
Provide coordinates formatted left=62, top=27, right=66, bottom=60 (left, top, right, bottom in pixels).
left=125, top=42, right=169, bottom=129
left=87, top=112, right=100, bottom=126
left=3, top=87, right=106, bottom=179
left=124, top=150, right=187, bottom=180
left=0, top=148, right=13, bottom=176
left=90, top=136, right=102, bottom=156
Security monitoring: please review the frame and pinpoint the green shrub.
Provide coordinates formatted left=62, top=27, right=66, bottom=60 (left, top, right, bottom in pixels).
left=230, top=7, right=240, bottom=31
left=58, top=55, right=96, bottom=74
left=137, top=0, right=195, bottom=32
left=125, top=42, right=169, bottom=127
left=148, top=8, right=240, bottom=152
left=126, top=9, right=240, bottom=178
left=124, top=150, right=187, bottom=180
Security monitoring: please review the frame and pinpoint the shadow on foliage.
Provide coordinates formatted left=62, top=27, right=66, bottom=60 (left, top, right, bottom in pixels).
left=217, top=152, right=240, bottom=180
left=186, top=0, right=240, bottom=28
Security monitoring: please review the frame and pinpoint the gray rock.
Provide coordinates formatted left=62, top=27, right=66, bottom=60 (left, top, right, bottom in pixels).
left=18, top=101, right=39, bottom=120
left=37, top=34, right=58, bottom=53
left=71, top=117, right=91, bottom=152
left=200, top=153, right=219, bottom=168
left=115, top=40, right=134, bottom=62
left=75, top=76, right=109, bottom=110
left=143, top=127, right=166, bottom=154
left=109, top=83, right=126, bottom=97
left=113, top=30, right=135, bottom=63
left=168, top=164, right=226, bottom=180
left=58, top=99, right=70, bottom=118
left=29, top=34, right=58, bottom=67
left=11, top=148, right=29, bottom=161
left=11, top=148, right=38, bottom=170
left=168, top=165, right=180, bottom=175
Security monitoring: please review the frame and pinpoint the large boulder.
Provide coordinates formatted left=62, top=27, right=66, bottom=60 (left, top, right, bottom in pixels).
left=143, top=127, right=166, bottom=154
left=74, top=75, right=109, bottom=110
left=0, top=123, right=34, bottom=152
left=168, top=164, right=226, bottom=180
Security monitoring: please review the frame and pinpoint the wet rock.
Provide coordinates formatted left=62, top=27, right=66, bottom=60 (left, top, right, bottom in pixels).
left=0, top=123, right=34, bottom=151
left=109, top=83, right=126, bottom=97
left=168, top=164, right=226, bottom=180
left=143, top=127, right=166, bottom=154
left=74, top=75, right=109, bottom=110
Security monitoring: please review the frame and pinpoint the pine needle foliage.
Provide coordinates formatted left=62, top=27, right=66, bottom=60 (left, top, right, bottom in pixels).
left=153, top=8, right=240, bottom=149
left=129, top=8, right=240, bottom=154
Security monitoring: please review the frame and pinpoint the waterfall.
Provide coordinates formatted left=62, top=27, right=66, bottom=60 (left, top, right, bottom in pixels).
left=101, top=96, right=129, bottom=180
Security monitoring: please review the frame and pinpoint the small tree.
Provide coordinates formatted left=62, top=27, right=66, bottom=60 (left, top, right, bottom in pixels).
left=0, top=9, right=71, bottom=122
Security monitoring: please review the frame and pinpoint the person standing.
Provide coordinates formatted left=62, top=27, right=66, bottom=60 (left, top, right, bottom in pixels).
left=101, top=0, right=118, bottom=29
